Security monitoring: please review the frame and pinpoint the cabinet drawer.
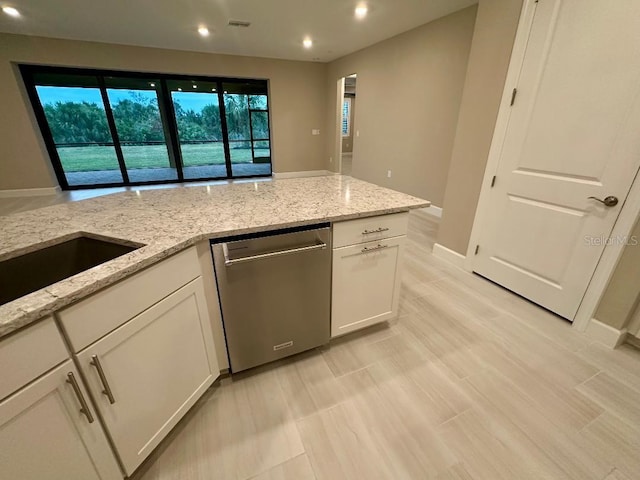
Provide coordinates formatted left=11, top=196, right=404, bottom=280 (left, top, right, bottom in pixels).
left=59, top=247, right=200, bottom=352
left=0, top=317, right=68, bottom=401
left=333, top=212, right=409, bottom=248
left=331, top=236, right=405, bottom=337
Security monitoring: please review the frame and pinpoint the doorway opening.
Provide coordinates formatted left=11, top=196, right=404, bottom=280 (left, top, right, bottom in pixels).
left=339, top=74, right=357, bottom=175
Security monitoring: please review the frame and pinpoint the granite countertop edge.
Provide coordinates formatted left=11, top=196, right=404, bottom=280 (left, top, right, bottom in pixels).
left=0, top=176, right=429, bottom=339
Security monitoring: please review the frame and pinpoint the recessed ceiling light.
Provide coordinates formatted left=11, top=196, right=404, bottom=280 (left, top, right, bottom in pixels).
left=193, top=85, right=197, bottom=89
left=178, top=87, right=182, bottom=91
left=303, top=38, right=313, bottom=49
left=149, top=82, right=156, bottom=87
left=224, top=91, right=228, bottom=94
left=198, top=26, right=210, bottom=37
left=2, top=6, right=20, bottom=17
left=212, top=88, right=216, bottom=92
left=355, top=4, right=368, bottom=19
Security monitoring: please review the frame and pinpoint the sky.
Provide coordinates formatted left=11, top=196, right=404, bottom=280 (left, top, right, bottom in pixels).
left=171, top=91, right=218, bottom=112
left=35, top=86, right=219, bottom=112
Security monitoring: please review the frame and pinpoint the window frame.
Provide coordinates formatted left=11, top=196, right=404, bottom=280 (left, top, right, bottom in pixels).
left=20, top=65, right=273, bottom=190
left=341, top=97, right=351, bottom=138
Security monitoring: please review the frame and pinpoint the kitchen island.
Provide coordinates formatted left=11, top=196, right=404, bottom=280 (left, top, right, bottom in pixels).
left=0, top=175, right=428, bottom=337
left=0, top=174, right=429, bottom=479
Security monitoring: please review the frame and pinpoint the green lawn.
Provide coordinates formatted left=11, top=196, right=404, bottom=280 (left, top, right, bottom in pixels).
left=57, top=144, right=270, bottom=172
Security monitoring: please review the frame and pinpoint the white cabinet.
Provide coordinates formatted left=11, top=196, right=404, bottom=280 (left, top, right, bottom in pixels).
left=331, top=213, right=408, bottom=337
left=59, top=247, right=201, bottom=352
left=0, top=316, right=68, bottom=401
left=0, top=359, right=122, bottom=480
left=76, top=277, right=219, bottom=475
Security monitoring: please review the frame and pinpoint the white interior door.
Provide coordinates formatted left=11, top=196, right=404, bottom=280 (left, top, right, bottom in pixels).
left=474, top=0, right=640, bottom=320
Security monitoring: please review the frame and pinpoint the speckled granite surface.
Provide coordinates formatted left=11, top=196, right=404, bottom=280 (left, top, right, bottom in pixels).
left=0, top=176, right=429, bottom=338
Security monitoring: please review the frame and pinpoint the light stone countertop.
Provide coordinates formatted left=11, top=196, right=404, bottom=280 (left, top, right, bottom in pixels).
left=0, top=175, right=429, bottom=339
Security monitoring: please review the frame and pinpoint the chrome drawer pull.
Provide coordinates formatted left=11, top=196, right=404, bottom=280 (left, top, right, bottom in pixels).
left=361, top=244, right=389, bottom=254
left=90, top=355, right=116, bottom=404
left=362, top=227, right=390, bottom=235
left=66, top=372, right=94, bottom=423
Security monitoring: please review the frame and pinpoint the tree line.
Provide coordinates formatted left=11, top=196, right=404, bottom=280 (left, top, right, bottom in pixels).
left=43, top=93, right=269, bottom=145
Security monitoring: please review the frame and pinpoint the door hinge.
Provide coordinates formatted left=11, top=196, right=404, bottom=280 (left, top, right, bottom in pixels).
left=491, top=176, right=496, bottom=188
left=510, top=88, right=518, bottom=106
left=475, top=245, right=480, bottom=255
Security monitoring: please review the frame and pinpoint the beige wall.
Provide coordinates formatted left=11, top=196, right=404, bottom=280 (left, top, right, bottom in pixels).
left=437, top=0, right=524, bottom=254
left=595, top=217, right=640, bottom=330
left=325, top=6, right=477, bottom=206
left=0, top=33, right=327, bottom=190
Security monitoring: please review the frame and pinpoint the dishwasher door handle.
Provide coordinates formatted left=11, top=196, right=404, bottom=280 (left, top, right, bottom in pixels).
left=222, top=242, right=327, bottom=266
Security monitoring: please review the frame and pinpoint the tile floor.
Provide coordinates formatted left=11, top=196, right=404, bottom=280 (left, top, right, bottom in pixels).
left=128, top=210, right=640, bottom=480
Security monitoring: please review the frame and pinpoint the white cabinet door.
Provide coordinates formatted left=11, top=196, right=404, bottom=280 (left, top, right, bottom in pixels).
left=332, top=236, right=405, bottom=337
left=0, top=360, right=122, bottom=480
left=77, top=277, right=219, bottom=476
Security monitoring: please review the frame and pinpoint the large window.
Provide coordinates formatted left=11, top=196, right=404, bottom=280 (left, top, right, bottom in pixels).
left=342, top=97, right=351, bottom=137
left=21, top=66, right=272, bottom=189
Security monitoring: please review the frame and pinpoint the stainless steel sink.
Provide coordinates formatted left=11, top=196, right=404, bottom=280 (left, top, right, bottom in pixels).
left=0, top=236, right=142, bottom=306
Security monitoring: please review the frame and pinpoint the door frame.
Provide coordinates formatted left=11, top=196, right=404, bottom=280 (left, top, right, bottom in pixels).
left=334, top=77, right=346, bottom=174
left=464, top=0, right=640, bottom=330
left=628, top=299, right=640, bottom=338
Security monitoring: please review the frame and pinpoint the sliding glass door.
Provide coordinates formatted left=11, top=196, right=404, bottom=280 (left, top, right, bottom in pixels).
left=34, top=73, right=124, bottom=186
left=21, top=66, right=272, bottom=189
left=168, top=79, right=226, bottom=180
left=105, top=77, right=178, bottom=183
left=223, top=83, right=271, bottom=177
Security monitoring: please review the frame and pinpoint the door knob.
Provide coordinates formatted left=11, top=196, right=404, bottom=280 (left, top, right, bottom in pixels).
left=588, top=196, right=619, bottom=207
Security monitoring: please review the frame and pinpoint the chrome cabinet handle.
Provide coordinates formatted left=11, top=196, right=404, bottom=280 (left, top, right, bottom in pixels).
left=223, top=242, right=327, bottom=266
left=362, top=227, right=389, bottom=235
left=66, top=372, right=95, bottom=423
left=90, top=355, right=116, bottom=404
left=361, top=243, right=389, bottom=254
left=588, top=196, right=619, bottom=207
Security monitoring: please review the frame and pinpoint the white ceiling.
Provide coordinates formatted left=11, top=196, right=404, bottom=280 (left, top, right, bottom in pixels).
left=0, top=0, right=478, bottom=62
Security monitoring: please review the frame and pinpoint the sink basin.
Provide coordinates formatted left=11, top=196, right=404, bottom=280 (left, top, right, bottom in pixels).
left=0, top=236, right=142, bottom=306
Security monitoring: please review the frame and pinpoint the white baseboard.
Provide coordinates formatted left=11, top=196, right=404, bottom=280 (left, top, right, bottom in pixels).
left=625, top=333, right=640, bottom=349
left=585, top=318, right=628, bottom=348
left=432, top=243, right=466, bottom=269
left=273, top=170, right=332, bottom=179
left=421, top=205, right=442, bottom=218
left=0, top=186, right=61, bottom=197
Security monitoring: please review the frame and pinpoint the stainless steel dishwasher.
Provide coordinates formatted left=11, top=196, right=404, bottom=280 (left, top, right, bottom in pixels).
left=211, top=223, right=331, bottom=372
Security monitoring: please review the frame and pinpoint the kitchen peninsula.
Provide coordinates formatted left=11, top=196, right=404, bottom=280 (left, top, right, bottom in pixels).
left=0, top=175, right=428, bottom=479
left=0, top=175, right=428, bottom=336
